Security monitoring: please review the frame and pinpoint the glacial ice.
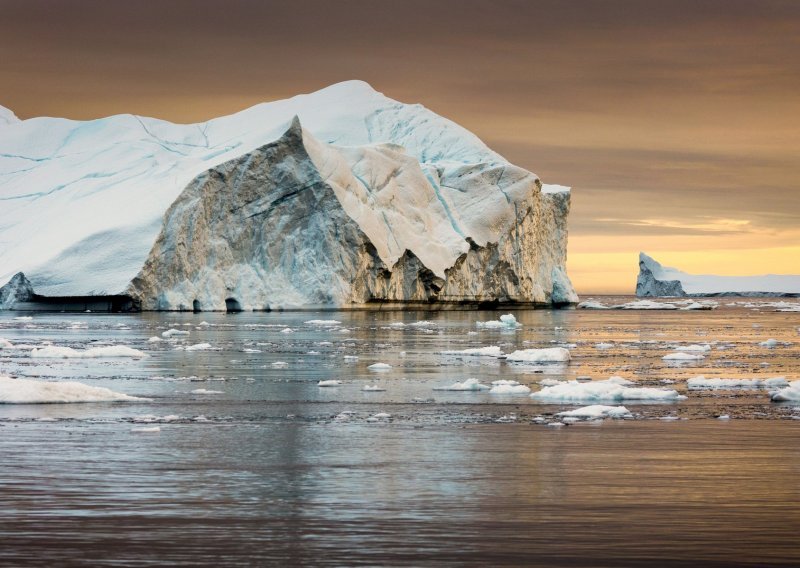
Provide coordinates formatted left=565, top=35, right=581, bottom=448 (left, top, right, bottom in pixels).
left=0, top=81, right=577, bottom=310
left=637, top=253, right=800, bottom=297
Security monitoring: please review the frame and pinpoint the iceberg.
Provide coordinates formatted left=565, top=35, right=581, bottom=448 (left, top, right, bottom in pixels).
left=636, top=253, right=800, bottom=297
left=531, top=377, right=685, bottom=403
left=0, top=81, right=577, bottom=311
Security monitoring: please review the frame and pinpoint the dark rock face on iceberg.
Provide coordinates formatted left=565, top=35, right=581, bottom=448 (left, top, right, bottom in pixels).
left=128, top=119, right=577, bottom=310
left=636, top=254, right=686, bottom=297
left=0, top=272, right=34, bottom=309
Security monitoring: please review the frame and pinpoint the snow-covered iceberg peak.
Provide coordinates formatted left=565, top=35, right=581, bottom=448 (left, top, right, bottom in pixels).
left=636, top=252, right=800, bottom=297
left=0, top=81, right=578, bottom=310
left=0, top=105, right=20, bottom=127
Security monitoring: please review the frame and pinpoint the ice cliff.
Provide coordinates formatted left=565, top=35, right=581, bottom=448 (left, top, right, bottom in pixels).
left=0, top=81, right=577, bottom=310
left=636, top=253, right=800, bottom=297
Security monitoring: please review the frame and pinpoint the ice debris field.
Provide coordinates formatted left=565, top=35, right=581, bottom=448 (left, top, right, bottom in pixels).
left=0, top=298, right=798, bottom=427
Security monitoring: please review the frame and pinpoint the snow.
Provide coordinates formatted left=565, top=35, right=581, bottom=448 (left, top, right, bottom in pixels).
left=0, top=375, right=142, bottom=403
left=30, top=345, right=147, bottom=358
left=531, top=377, right=685, bottom=402
left=433, top=378, right=490, bottom=391
left=0, top=81, right=575, bottom=307
left=489, top=380, right=531, bottom=394
left=368, top=363, right=392, bottom=371
left=557, top=405, right=632, bottom=419
left=638, top=252, right=800, bottom=296
left=505, top=347, right=570, bottom=363
left=687, top=376, right=788, bottom=390
left=440, top=345, right=503, bottom=357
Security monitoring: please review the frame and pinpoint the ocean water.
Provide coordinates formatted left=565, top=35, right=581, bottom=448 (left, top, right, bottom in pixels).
left=0, top=297, right=798, bottom=566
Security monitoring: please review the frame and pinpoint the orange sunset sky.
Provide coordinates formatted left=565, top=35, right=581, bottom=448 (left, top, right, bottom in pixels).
left=2, top=0, right=798, bottom=293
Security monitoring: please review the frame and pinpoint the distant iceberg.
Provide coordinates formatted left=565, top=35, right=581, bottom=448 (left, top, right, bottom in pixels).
left=636, top=253, right=800, bottom=297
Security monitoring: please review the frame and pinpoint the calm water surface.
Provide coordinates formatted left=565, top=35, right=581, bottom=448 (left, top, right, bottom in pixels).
left=0, top=297, right=798, bottom=566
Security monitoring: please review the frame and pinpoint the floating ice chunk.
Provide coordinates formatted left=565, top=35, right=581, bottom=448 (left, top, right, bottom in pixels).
left=546, top=422, right=566, bottom=427
left=539, top=378, right=563, bottom=387
left=662, top=352, right=705, bottom=361
left=489, top=380, right=531, bottom=394
left=434, top=378, right=491, bottom=391
left=532, top=377, right=685, bottom=402
left=271, top=361, right=289, bottom=368
left=317, top=380, right=342, bottom=387
left=371, top=412, right=391, bottom=419
left=362, top=385, right=386, bottom=392
left=769, top=381, right=800, bottom=402
left=131, top=426, right=161, bottom=433
left=594, top=342, right=614, bottom=350
left=440, top=346, right=503, bottom=357
left=0, top=338, right=12, bottom=349
left=368, top=363, right=392, bottom=371
left=280, top=328, right=294, bottom=334
left=759, top=338, right=779, bottom=348
left=557, top=405, right=632, bottom=419
left=147, top=336, right=163, bottom=343
left=389, top=322, right=405, bottom=328
left=13, top=316, right=33, bottom=321
left=687, top=376, right=789, bottom=390
left=577, top=301, right=610, bottom=310
left=198, top=321, right=211, bottom=326
left=343, top=355, right=359, bottom=362
left=0, top=376, right=142, bottom=403
left=30, top=345, right=147, bottom=358
left=190, top=388, right=223, bottom=394
left=242, top=348, right=262, bottom=353
left=408, top=321, right=436, bottom=327
left=162, top=328, right=190, bottom=338
left=305, top=319, right=341, bottom=325
left=184, top=343, right=214, bottom=352
left=606, top=376, right=635, bottom=386
left=476, top=314, right=520, bottom=329
left=505, top=347, right=570, bottom=363
left=674, top=344, right=711, bottom=352
left=618, top=300, right=678, bottom=310
left=717, top=414, right=731, bottom=420
left=682, top=301, right=717, bottom=310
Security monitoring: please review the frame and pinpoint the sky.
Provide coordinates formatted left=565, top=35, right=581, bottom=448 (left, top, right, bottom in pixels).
left=1, top=0, right=798, bottom=293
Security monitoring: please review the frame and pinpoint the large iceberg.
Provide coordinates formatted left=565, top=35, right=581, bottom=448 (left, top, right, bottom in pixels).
left=636, top=253, right=800, bottom=297
left=0, top=81, right=577, bottom=310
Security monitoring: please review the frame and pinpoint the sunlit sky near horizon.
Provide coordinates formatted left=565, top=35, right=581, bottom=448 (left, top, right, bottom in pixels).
left=2, top=0, right=798, bottom=294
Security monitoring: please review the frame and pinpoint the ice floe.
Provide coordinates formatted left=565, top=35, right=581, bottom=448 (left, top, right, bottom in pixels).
left=687, top=376, right=789, bottom=390
left=476, top=314, right=520, bottom=329
left=362, top=385, right=386, bottom=392
left=317, top=380, right=342, bottom=387
left=190, top=388, right=224, bottom=394
left=433, top=378, right=490, bottom=391
left=368, top=363, right=392, bottom=371
left=0, top=375, right=142, bottom=403
left=489, top=380, right=531, bottom=394
left=505, top=347, right=570, bottom=363
left=440, top=346, right=503, bottom=357
left=162, top=328, right=190, bottom=338
left=182, top=343, right=214, bottom=351
left=557, top=405, right=632, bottom=419
left=305, top=319, right=341, bottom=325
left=769, top=381, right=800, bottom=402
left=531, top=377, right=685, bottom=402
left=30, top=345, right=147, bottom=358
left=662, top=352, right=705, bottom=361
